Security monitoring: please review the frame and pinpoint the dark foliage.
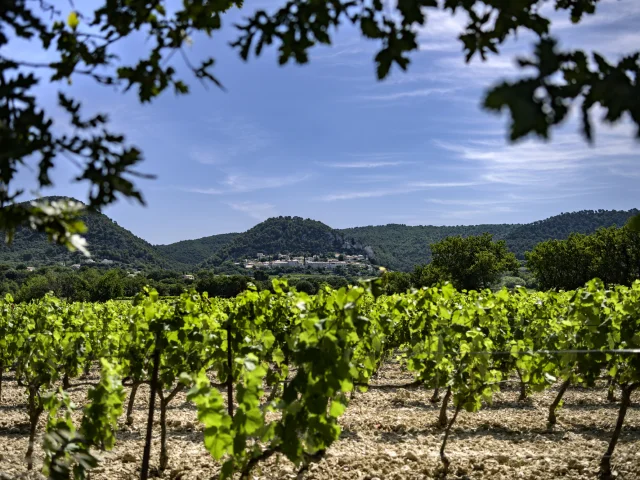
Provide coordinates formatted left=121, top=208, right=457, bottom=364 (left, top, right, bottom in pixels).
left=503, top=209, right=638, bottom=260
left=412, top=233, right=518, bottom=291
left=342, top=209, right=639, bottom=271
left=156, top=233, right=240, bottom=267
left=0, top=197, right=174, bottom=270
left=340, top=223, right=515, bottom=271
left=200, top=216, right=365, bottom=268
left=526, top=226, right=640, bottom=290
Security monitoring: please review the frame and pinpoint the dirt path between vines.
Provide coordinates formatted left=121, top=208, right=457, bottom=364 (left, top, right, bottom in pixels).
left=1, top=362, right=639, bottom=480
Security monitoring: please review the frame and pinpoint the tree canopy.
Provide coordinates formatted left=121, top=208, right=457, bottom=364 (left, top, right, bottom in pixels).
left=526, top=226, right=640, bottom=290
left=413, top=233, right=518, bottom=291
left=2, top=0, right=638, bottom=245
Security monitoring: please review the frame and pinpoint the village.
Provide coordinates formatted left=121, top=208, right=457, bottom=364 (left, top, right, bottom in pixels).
left=240, top=252, right=373, bottom=271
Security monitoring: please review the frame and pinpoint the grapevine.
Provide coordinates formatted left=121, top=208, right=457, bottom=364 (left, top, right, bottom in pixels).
left=0, top=279, right=638, bottom=479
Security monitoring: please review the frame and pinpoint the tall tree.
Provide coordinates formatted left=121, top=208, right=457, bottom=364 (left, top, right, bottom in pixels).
left=415, top=233, right=518, bottom=291
left=526, top=226, right=640, bottom=290
left=2, top=1, right=637, bottom=247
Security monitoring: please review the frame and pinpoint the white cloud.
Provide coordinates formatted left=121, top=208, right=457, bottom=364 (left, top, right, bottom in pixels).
left=319, top=161, right=409, bottom=168
left=312, top=45, right=366, bottom=60
left=427, top=198, right=504, bottom=207
left=445, top=206, right=517, bottom=219
left=418, top=41, right=461, bottom=53
left=549, top=0, right=640, bottom=31
left=609, top=168, right=640, bottom=178
left=319, top=180, right=478, bottom=202
left=415, top=7, right=468, bottom=49
left=347, top=152, right=413, bottom=159
left=198, top=116, right=272, bottom=164
left=190, top=149, right=220, bottom=165
left=426, top=190, right=605, bottom=208
left=320, top=189, right=406, bottom=201
left=434, top=123, right=637, bottom=187
left=357, top=87, right=454, bottom=101
left=227, top=201, right=277, bottom=221
left=183, top=187, right=224, bottom=195
left=408, top=181, right=480, bottom=188
left=179, top=173, right=310, bottom=196
left=347, top=173, right=406, bottom=184
left=222, top=173, right=310, bottom=192
left=434, top=56, right=524, bottom=85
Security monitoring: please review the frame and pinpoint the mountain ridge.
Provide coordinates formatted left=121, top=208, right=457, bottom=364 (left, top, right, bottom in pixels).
left=0, top=196, right=176, bottom=270
left=2, top=197, right=637, bottom=272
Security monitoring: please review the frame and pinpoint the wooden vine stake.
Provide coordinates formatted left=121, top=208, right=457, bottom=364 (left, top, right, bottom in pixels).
left=140, top=334, right=161, bottom=480
left=599, top=383, right=639, bottom=479
left=227, top=319, right=234, bottom=418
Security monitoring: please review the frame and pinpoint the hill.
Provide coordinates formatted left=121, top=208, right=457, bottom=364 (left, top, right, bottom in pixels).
left=340, top=209, right=639, bottom=271
left=501, top=209, right=639, bottom=258
left=156, top=233, right=240, bottom=267
left=2, top=198, right=637, bottom=273
left=339, top=224, right=517, bottom=272
left=0, top=197, right=175, bottom=270
left=200, top=216, right=366, bottom=268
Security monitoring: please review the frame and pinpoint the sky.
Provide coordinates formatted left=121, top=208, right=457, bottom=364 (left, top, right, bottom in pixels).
left=11, top=0, right=640, bottom=245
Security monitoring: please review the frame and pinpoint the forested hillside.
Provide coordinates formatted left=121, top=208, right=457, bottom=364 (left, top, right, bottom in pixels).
left=2, top=199, right=636, bottom=273
left=156, top=232, right=240, bottom=267
left=502, top=209, right=639, bottom=258
left=340, top=224, right=516, bottom=271
left=341, top=209, right=638, bottom=270
left=200, top=216, right=366, bottom=267
left=0, top=197, right=174, bottom=269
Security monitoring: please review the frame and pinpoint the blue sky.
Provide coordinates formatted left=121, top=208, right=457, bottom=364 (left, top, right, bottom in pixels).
left=13, top=0, right=640, bottom=244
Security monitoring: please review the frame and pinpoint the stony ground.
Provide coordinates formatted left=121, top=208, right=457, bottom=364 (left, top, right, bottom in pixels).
left=1, top=362, right=639, bottom=480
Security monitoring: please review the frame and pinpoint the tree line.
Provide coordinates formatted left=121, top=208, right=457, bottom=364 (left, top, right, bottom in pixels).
left=4, top=224, right=639, bottom=302
left=0, top=265, right=360, bottom=303
left=383, top=225, right=640, bottom=295
left=526, top=226, right=640, bottom=290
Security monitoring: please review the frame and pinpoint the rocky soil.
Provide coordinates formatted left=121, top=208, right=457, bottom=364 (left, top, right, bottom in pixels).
left=1, top=362, right=639, bottom=480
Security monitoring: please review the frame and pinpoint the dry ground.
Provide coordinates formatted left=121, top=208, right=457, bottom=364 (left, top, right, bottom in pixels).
left=1, top=362, right=639, bottom=480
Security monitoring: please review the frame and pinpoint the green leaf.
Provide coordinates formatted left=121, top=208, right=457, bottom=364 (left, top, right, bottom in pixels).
left=244, top=408, right=263, bottom=434
left=272, top=348, right=285, bottom=365
left=204, top=429, right=233, bottom=460
left=329, top=399, right=346, bottom=418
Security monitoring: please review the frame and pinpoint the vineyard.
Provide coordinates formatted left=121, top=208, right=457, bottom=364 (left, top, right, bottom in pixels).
left=0, top=279, right=639, bottom=480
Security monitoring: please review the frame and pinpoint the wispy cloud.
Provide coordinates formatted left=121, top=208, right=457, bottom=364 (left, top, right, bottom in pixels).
left=227, top=201, right=277, bottom=221
left=319, top=180, right=478, bottom=202
left=347, top=173, right=406, bottom=184
left=312, top=46, right=366, bottom=60
left=408, top=181, right=480, bottom=188
left=426, top=191, right=602, bottom=208
left=222, top=173, right=310, bottom=192
left=435, top=56, right=524, bottom=85
left=445, top=206, right=517, bottom=219
left=357, top=87, right=454, bottom=101
left=427, top=198, right=504, bottom=207
left=184, top=187, right=224, bottom=195
left=415, top=7, right=467, bottom=52
left=196, top=116, right=272, bottom=164
left=179, top=173, right=310, bottom=196
left=319, top=160, right=409, bottom=168
left=548, top=0, right=640, bottom=30
left=434, top=127, right=637, bottom=186
left=418, top=41, right=462, bottom=52
left=190, top=149, right=220, bottom=165
left=320, top=189, right=407, bottom=202
left=609, top=167, right=640, bottom=178
left=347, top=152, right=414, bottom=159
